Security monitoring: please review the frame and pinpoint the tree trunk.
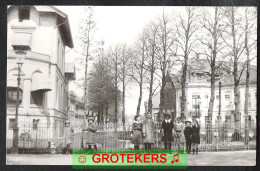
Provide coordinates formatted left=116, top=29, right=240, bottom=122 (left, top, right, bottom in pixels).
left=101, top=103, right=104, bottom=123
left=106, top=101, right=109, bottom=123
left=231, top=7, right=241, bottom=129
left=159, top=74, right=166, bottom=121
left=97, top=105, right=101, bottom=124
left=244, top=9, right=250, bottom=145
left=114, top=54, right=118, bottom=125
left=207, top=7, right=218, bottom=123
left=148, top=31, right=156, bottom=114
left=84, top=24, right=91, bottom=111
left=136, top=40, right=145, bottom=116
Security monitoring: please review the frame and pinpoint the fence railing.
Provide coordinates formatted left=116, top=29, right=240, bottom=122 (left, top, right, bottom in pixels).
left=6, top=121, right=256, bottom=154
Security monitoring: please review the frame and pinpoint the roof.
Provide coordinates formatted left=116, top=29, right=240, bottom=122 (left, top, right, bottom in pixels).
left=170, top=58, right=257, bottom=88
left=8, top=6, right=74, bottom=48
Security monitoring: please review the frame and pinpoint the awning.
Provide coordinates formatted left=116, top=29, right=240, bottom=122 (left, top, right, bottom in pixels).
left=31, top=76, right=52, bottom=92
left=7, top=79, right=23, bottom=90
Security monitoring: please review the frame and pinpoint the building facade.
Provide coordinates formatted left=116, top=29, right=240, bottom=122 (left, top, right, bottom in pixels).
left=149, top=58, right=256, bottom=127
left=6, top=5, right=75, bottom=146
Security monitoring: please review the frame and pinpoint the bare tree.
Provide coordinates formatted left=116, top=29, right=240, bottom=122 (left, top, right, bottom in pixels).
left=78, top=7, right=96, bottom=111
left=175, top=7, right=198, bottom=119
left=157, top=9, right=175, bottom=121
left=130, top=28, right=149, bottom=116
left=223, top=7, right=247, bottom=125
left=244, top=7, right=257, bottom=121
left=145, top=21, right=160, bottom=114
left=198, top=7, right=227, bottom=122
left=118, top=45, right=133, bottom=128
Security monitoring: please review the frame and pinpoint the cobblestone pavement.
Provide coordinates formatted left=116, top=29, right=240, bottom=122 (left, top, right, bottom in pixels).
left=6, top=150, right=256, bottom=166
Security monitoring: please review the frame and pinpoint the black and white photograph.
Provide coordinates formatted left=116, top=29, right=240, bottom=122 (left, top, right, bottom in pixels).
left=5, top=5, right=257, bottom=166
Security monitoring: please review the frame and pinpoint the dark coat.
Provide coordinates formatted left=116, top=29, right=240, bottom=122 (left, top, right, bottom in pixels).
left=161, top=120, right=174, bottom=143
left=131, top=121, right=143, bottom=145
left=191, top=125, right=200, bottom=144
left=184, top=127, right=192, bottom=144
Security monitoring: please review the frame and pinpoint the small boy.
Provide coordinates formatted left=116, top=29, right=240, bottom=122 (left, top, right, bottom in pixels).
left=184, top=119, right=192, bottom=154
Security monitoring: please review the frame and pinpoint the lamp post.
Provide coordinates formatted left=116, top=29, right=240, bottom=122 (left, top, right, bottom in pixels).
left=12, top=51, right=26, bottom=154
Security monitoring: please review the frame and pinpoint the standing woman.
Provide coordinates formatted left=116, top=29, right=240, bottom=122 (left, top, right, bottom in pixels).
left=191, top=118, right=200, bottom=154
left=64, top=120, right=74, bottom=154
left=142, top=113, right=155, bottom=153
left=131, top=115, right=143, bottom=152
left=174, top=117, right=185, bottom=152
left=84, top=117, right=98, bottom=150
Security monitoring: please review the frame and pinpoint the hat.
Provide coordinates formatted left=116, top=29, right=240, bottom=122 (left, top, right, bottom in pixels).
left=177, top=117, right=182, bottom=121
left=146, top=113, right=152, bottom=118
left=65, top=120, right=70, bottom=124
left=185, top=118, right=192, bottom=124
left=134, top=115, right=141, bottom=120
left=164, top=113, right=170, bottom=118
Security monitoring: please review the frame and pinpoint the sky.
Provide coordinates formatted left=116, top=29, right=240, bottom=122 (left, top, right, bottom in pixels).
left=56, top=6, right=179, bottom=118
left=56, top=6, right=256, bottom=120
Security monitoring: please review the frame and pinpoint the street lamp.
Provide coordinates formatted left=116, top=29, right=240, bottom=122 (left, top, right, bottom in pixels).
left=12, top=50, right=26, bottom=154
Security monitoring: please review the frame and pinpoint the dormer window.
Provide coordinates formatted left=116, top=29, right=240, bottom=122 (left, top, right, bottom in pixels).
left=18, top=8, right=30, bottom=22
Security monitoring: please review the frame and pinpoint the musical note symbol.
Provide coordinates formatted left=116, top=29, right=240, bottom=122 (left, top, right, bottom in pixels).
left=171, top=154, right=179, bottom=164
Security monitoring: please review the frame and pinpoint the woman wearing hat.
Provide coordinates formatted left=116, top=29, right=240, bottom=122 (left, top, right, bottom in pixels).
left=161, top=112, right=174, bottom=153
left=131, top=115, right=143, bottom=152
left=184, top=119, right=192, bottom=154
left=64, top=120, right=74, bottom=154
left=83, top=117, right=97, bottom=150
left=142, top=113, right=155, bottom=153
left=191, top=118, right=200, bottom=154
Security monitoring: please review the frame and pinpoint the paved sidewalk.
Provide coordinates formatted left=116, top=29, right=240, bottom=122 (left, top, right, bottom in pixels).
left=6, top=150, right=256, bottom=166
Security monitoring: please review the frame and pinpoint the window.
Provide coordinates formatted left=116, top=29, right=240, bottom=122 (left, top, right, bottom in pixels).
left=7, top=87, right=22, bottom=105
left=192, top=95, right=200, bottom=109
left=248, top=93, right=251, bottom=108
left=18, top=8, right=30, bottom=22
left=204, top=95, right=209, bottom=108
left=9, top=119, right=16, bottom=130
left=30, top=90, right=44, bottom=106
left=225, top=94, right=231, bottom=108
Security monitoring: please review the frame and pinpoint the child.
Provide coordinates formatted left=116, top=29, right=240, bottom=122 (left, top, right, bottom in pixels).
left=131, top=115, right=143, bottom=152
left=191, top=118, right=200, bottom=154
left=161, top=112, right=174, bottom=153
left=142, top=113, right=155, bottom=153
left=184, top=119, right=192, bottom=154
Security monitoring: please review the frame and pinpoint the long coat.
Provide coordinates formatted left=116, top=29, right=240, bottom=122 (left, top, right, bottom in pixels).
left=142, top=119, right=155, bottom=144
left=131, top=121, right=143, bottom=145
left=191, top=125, right=200, bottom=144
left=83, top=122, right=97, bottom=145
left=64, top=126, right=74, bottom=145
left=184, top=127, right=192, bottom=144
left=161, top=120, right=174, bottom=143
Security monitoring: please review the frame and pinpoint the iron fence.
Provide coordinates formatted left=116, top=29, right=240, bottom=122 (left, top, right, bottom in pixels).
left=6, top=121, right=256, bottom=154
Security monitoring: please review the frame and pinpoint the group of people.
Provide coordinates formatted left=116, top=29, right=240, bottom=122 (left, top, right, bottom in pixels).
left=64, top=117, right=98, bottom=154
left=131, top=112, right=200, bottom=154
left=64, top=112, right=201, bottom=155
